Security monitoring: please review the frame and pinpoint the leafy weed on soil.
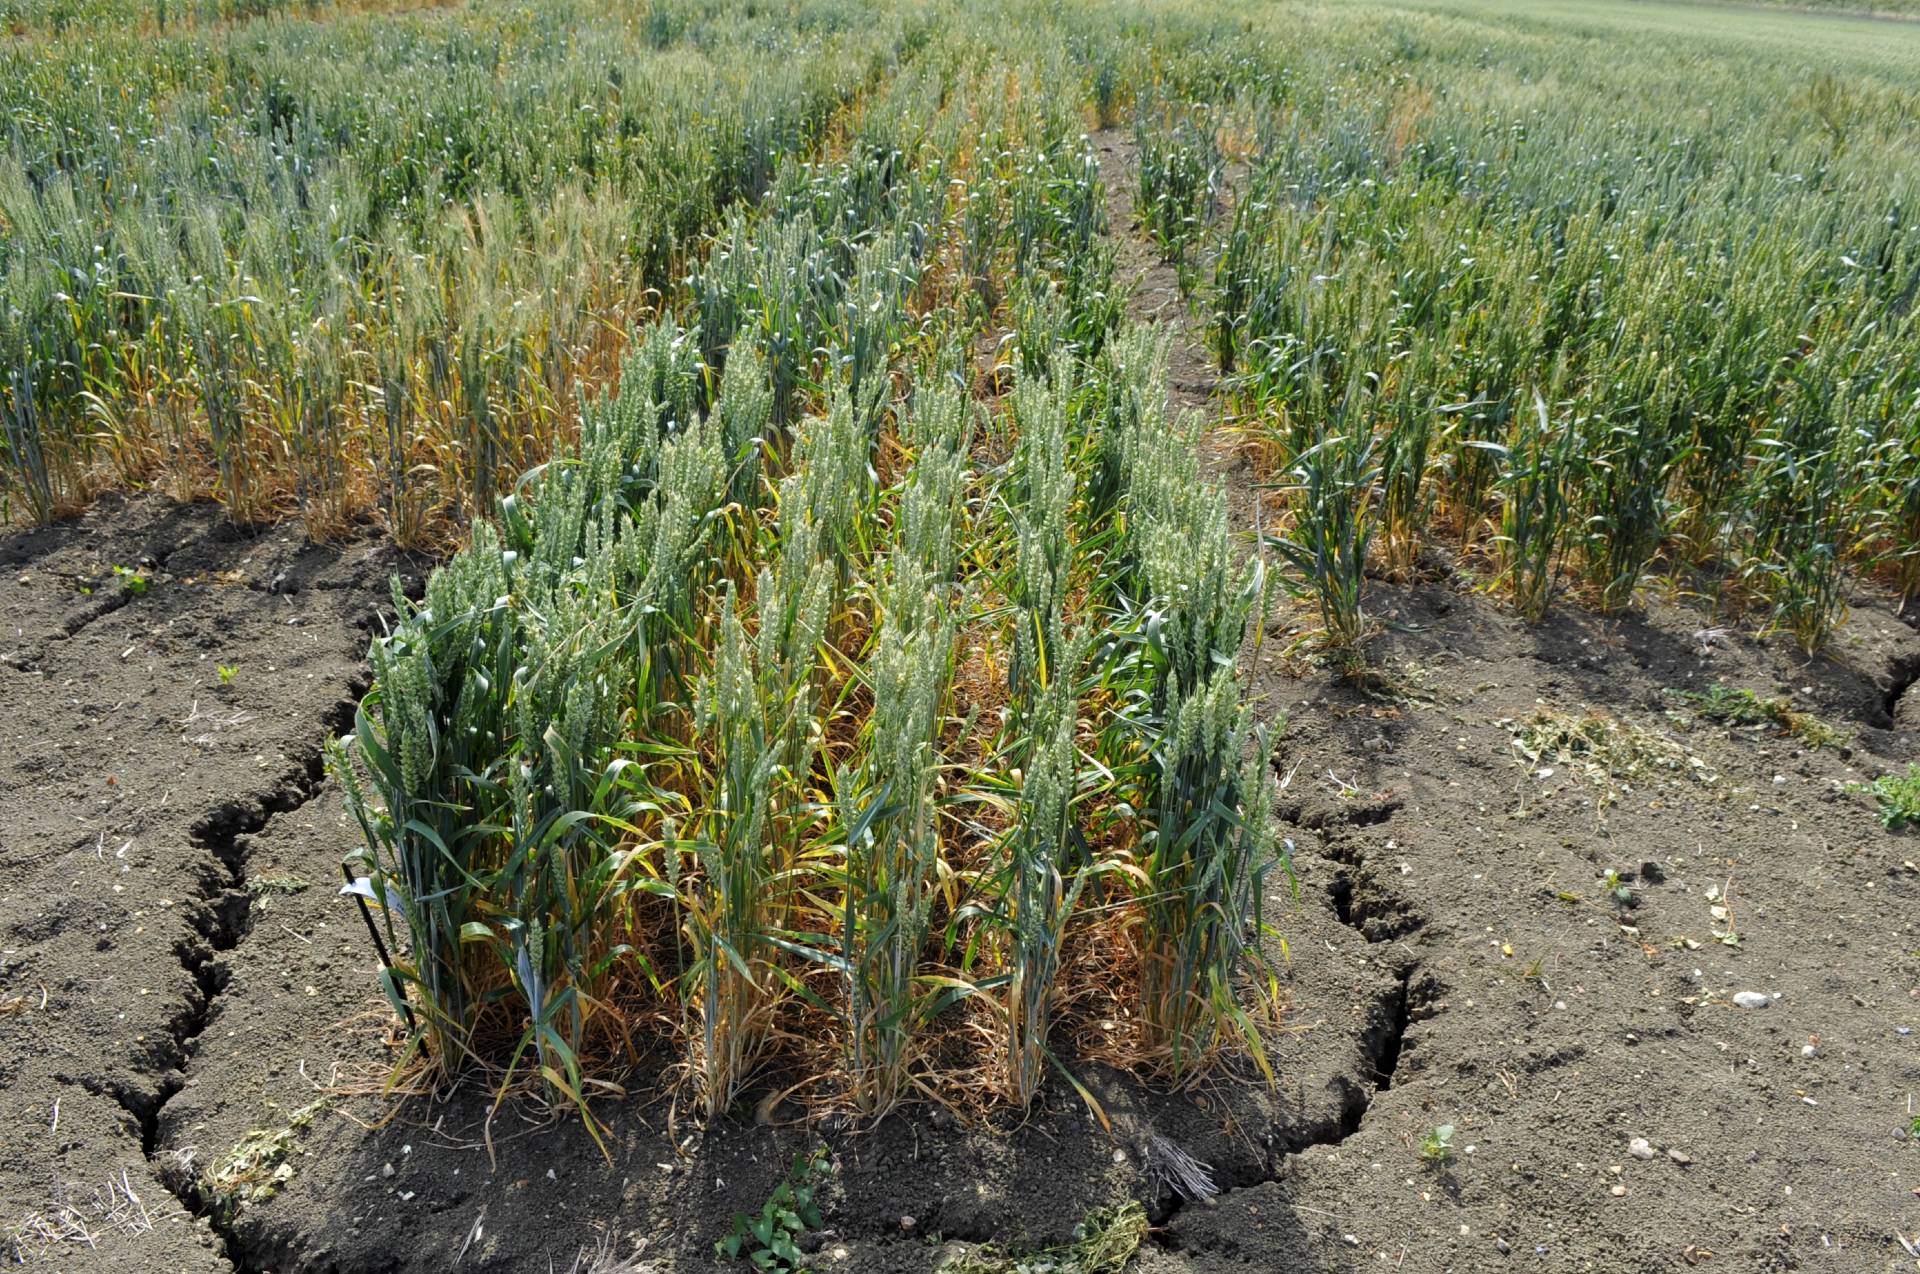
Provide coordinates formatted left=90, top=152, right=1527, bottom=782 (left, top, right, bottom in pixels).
left=1661, top=684, right=1846, bottom=748
left=718, top=1148, right=829, bottom=1272
left=1856, top=763, right=1920, bottom=830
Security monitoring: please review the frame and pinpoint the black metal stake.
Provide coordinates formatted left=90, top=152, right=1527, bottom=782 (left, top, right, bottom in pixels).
left=340, top=862, right=423, bottom=1049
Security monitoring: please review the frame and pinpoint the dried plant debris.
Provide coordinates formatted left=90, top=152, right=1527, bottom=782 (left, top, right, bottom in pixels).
left=1507, top=706, right=1716, bottom=799
left=5, top=1172, right=157, bottom=1263
left=202, top=1097, right=332, bottom=1216
left=1139, top=1130, right=1219, bottom=1204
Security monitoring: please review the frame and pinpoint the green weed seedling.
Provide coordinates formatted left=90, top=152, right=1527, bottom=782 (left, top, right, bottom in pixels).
left=1418, top=1123, right=1456, bottom=1165
left=112, top=565, right=148, bottom=596
left=717, top=1148, right=828, bottom=1271
left=1856, top=764, right=1920, bottom=831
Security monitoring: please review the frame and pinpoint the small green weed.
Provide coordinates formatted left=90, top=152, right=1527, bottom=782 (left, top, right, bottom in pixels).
left=717, top=1148, right=828, bottom=1272
left=112, top=565, right=149, bottom=596
left=216, top=663, right=238, bottom=685
left=1661, top=684, right=1844, bottom=748
left=1855, top=763, right=1920, bottom=830
left=1418, top=1123, right=1455, bottom=1164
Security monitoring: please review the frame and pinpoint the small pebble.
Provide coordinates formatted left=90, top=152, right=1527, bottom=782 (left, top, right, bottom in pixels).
left=1609, top=1184, right=1627, bottom=1197
left=1627, top=1138, right=1654, bottom=1160
left=1495, top=1237, right=1511, bottom=1255
left=1668, top=1149, right=1693, bottom=1165
left=1731, top=991, right=1771, bottom=1010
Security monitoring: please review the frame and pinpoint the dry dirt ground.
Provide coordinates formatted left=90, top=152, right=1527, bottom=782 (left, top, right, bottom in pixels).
left=0, top=496, right=420, bottom=1271
left=4, top=140, right=1920, bottom=1274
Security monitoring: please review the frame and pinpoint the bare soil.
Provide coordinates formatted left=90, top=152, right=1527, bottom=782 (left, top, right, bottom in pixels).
left=0, top=494, right=420, bottom=1271
left=5, top=142, right=1920, bottom=1274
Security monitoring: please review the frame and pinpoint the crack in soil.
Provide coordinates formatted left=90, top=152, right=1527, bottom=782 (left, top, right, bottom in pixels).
left=7, top=539, right=193, bottom=674
left=1279, top=809, right=1428, bottom=1103
left=1367, top=966, right=1414, bottom=1094
left=57, top=585, right=138, bottom=639
left=110, top=682, right=366, bottom=1274
left=1317, top=829, right=1426, bottom=944
left=1277, top=794, right=1404, bottom=831
left=1881, top=652, right=1919, bottom=724
left=63, top=537, right=189, bottom=638
left=1148, top=954, right=1421, bottom=1231
left=1145, top=882, right=1425, bottom=1236
left=1084, top=130, right=1445, bottom=1246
